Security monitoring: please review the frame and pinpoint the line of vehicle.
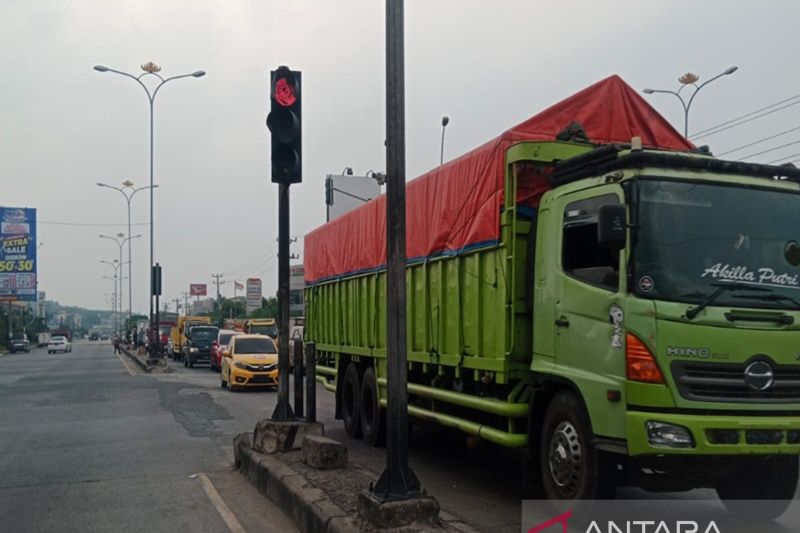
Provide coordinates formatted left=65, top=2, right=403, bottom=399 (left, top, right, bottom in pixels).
left=196, top=472, right=247, bottom=533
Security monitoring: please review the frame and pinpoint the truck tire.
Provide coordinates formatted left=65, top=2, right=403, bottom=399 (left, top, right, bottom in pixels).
left=360, top=367, right=386, bottom=447
left=540, top=390, right=615, bottom=499
left=716, top=455, right=798, bottom=519
left=342, top=362, right=362, bottom=438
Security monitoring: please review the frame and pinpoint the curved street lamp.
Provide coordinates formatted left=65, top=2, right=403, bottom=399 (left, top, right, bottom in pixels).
left=100, top=234, right=141, bottom=332
left=94, top=62, right=205, bottom=353
left=97, top=180, right=158, bottom=324
left=440, top=116, right=450, bottom=166
left=643, top=66, right=738, bottom=138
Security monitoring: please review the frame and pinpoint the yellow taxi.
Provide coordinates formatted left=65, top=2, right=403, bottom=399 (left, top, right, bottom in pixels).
left=220, top=334, right=278, bottom=391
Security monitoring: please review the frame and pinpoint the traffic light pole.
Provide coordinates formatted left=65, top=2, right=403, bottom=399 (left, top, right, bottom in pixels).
left=271, top=182, right=294, bottom=421
left=372, top=0, right=421, bottom=500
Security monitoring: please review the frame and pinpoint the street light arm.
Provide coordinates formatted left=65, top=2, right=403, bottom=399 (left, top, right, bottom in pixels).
left=686, top=69, right=734, bottom=112
left=644, top=88, right=689, bottom=113
left=151, top=72, right=202, bottom=101
left=129, top=184, right=158, bottom=200
left=99, top=67, right=154, bottom=102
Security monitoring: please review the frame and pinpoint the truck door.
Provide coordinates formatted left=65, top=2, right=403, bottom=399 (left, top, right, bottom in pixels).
left=553, top=187, right=626, bottom=435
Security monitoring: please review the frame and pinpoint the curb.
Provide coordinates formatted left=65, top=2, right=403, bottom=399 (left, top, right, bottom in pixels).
left=234, top=433, right=360, bottom=533
left=120, top=347, right=152, bottom=373
left=233, top=433, right=480, bottom=533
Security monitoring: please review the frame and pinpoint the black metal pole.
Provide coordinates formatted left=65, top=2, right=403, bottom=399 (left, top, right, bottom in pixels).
left=305, top=342, right=316, bottom=423
left=271, top=182, right=294, bottom=420
left=373, top=0, right=420, bottom=500
left=293, top=339, right=304, bottom=418
left=154, top=263, right=161, bottom=357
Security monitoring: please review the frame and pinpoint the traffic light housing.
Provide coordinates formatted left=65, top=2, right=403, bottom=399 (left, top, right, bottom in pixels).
left=267, top=66, right=302, bottom=184
left=325, top=176, right=333, bottom=205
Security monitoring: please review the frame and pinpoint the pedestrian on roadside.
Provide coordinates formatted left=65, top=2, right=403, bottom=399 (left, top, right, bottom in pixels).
left=113, top=335, right=121, bottom=354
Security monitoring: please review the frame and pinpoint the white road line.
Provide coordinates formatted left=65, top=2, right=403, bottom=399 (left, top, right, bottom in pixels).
left=115, top=352, right=136, bottom=376
left=197, top=473, right=247, bottom=533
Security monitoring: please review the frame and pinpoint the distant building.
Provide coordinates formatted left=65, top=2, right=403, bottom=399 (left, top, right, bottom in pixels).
left=290, top=265, right=304, bottom=316
left=191, top=298, right=214, bottom=315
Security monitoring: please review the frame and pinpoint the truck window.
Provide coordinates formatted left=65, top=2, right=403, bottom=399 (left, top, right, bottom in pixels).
left=562, top=194, right=620, bottom=290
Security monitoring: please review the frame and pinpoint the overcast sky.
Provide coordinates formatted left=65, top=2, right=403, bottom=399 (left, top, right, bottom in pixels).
left=2, top=0, right=799, bottom=313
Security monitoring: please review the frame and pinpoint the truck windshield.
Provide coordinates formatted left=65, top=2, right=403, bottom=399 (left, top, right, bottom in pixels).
left=250, top=325, right=278, bottom=337
left=633, top=179, right=800, bottom=309
left=190, top=327, right=218, bottom=340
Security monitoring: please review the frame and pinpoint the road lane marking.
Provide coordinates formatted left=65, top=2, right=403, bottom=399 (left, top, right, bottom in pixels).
left=115, top=352, right=136, bottom=376
left=197, top=472, right=247, bottom=533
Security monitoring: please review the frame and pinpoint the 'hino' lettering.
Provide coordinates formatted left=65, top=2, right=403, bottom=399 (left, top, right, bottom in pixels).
left=701, top=263, right=800, bottom=288
left=667, top=346, right=710, bottom=358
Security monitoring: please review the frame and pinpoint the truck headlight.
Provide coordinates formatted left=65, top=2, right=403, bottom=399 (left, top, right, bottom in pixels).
left=646, top=421, right=694, bottom=448
left=189, top=347, right=198, bottom=353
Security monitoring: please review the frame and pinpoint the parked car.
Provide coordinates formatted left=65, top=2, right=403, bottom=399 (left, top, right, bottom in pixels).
left=182, top=325, right=219, bottom=368
left=48, top=336, right=72, bottom=353
left=9, top=335, right=31, bottom=353
left=220, top=334, right=278, bottom=391
left=210, top=329, right=237, bottom=372
left=88, top=332, right=99, bottom=341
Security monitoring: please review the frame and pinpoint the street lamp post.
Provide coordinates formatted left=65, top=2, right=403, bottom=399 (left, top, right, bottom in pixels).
left=97, top=180, right=158, bottom=325
left=101, top=259, right=121, bottom=333
left=94, top=62, right=205, bottom=355
left=642, top=66, right=738, bottom=138
left=100, top=233, right=141, bottom=334
left=440, top=116, right=449, bottom=166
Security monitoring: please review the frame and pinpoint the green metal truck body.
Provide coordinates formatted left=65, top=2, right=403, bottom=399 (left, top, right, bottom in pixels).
left=306, top=140, right=800, bottom=499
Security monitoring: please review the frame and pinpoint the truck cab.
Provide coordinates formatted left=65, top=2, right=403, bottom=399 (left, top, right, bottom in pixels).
left=243, top=318, right=278, bottom=341
left=182, top=325, right=219, bottom=368
left=528, top=145, right=800, bottom=503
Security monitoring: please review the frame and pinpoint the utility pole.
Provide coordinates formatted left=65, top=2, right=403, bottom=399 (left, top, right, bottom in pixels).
left=212, top=273, right=225, bottom=325
left=372, top=0, right=421, bottom=500
left=172, top=297, right=181, bottom=317
left=182, top=291, right=189, bottom=317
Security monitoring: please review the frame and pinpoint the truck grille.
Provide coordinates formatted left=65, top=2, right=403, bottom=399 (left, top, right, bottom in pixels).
left=671, top=359, right=800, bottom=404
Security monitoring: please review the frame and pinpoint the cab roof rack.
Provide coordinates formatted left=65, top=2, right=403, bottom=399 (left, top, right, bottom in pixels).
left=551, top=145, right=800, bottom=186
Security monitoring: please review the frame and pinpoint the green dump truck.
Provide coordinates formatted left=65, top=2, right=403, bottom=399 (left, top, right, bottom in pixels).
left=303, top=76, right=800, bottom=504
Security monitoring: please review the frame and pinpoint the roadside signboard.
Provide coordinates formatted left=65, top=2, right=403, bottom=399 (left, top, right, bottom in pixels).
left=0, top=207, right=37, bottom=302
left=246, top=278, right=262, bottom=314
left=189, top=283, right=207, bottom=297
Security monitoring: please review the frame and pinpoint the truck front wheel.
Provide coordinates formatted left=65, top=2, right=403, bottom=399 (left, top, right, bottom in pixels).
left=540, top=391, right=615, bottom=499
left=341, top=362, right=361, bottom=438
left=716, top=455, right=798, bottom=519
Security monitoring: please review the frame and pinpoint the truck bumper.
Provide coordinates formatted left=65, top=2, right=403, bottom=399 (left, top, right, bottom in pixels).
left=626, top=410, right=800, bottom=456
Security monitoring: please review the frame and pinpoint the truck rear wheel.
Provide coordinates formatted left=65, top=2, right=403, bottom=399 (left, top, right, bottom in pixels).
left=540, top=390, right=615, bottom=499
left=342, top=362, right=361, bottom=438
left=716, top=455, right=798, bottom=519
left=360, top=367, right=386, bottom=447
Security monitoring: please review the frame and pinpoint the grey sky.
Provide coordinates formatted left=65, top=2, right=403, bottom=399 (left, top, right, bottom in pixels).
left=2, top=0, right=798, bottom=312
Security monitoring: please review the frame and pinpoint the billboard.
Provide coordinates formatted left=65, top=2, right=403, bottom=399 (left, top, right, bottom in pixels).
left=0, top=207, right=37, bottom=302
left=189, top=283, right=207, bottom=296
left=246, top=278, right=262, bottom=314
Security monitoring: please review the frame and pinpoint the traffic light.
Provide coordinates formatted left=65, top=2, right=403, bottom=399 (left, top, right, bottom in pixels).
left=325, top=176, right=333, bottom=205
left=266, top=66, right=302, bottom=184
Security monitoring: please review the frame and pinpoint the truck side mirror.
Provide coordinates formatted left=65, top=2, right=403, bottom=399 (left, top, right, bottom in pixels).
left=597, top=204, right=626, bottom=250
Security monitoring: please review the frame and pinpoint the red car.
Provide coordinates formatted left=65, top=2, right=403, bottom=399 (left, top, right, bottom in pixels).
left=210, top=329, right=237, bottom=372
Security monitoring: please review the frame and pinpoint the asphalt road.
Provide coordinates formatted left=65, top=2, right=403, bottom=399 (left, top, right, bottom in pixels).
left=0, top=341, right=297, bottom=533
left=3, top=342, right=797, bottom=533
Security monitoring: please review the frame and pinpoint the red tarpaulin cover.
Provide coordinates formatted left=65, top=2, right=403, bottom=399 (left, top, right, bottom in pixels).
left=305, top=75, right=692, bottom=284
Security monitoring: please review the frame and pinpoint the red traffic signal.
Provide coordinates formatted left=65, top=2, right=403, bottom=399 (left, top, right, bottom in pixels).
left=267, top=66, right=302, bottom=184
